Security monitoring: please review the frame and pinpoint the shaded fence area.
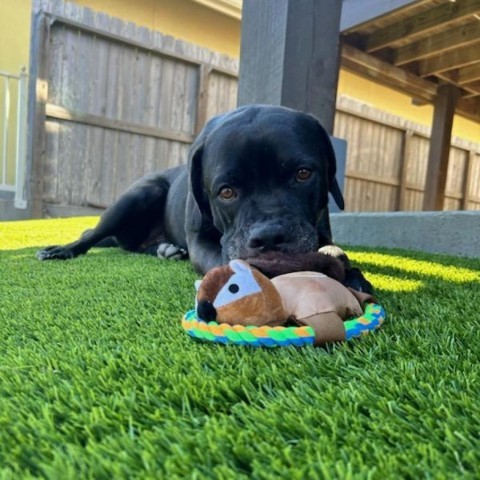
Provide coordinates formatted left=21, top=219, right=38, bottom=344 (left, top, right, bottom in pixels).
left=30, top=0, right=480, bottom=218
left=31, top=0, right=238, bottom=217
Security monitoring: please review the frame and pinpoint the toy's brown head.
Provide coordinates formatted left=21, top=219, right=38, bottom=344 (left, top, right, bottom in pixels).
left=195, top=260, right=287, bottom=326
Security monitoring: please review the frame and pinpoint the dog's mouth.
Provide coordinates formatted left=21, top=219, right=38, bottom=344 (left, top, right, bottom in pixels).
left=243, top=250, right=303, bottom=278
left=222, top=221, right=319, bottom=266
left=242, top=250, right=328, bottom=279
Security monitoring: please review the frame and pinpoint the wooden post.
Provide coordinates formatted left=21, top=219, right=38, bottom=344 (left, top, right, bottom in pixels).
left=28, top=11, right=50, bottom=218
left=423, top=84, right=461, bottom=211
left=195, top=64, right=210, bottom=136
left=237, top=0, right=342, bottom=134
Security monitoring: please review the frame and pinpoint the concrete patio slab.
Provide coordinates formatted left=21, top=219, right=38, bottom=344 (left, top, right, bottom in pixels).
left=331, top=211, right=480, bottom=258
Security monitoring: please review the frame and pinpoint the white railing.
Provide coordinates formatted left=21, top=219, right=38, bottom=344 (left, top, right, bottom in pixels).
left=0, top=67, right=28, bottom=209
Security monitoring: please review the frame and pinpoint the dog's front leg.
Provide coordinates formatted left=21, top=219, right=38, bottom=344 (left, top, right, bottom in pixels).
left=186, top=231, right=224, bottom=275
left=183, top=193, right=224, bottom=274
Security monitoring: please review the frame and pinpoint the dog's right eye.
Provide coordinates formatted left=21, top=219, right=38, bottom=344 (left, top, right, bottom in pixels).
left=218, top=186, right=236, bottom=200
left=295, top=168, right=313, bottom=182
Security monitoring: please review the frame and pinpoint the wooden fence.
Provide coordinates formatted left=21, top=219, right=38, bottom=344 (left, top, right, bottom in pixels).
left=29, top=0, right=480, bottom=217
left=30, top=0, right=238, bottom=217
left=335, top=96, right=480, bottom=212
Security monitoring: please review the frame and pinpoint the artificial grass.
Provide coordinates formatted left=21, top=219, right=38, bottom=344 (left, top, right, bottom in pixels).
left=1, top=216, right=480, bottom=479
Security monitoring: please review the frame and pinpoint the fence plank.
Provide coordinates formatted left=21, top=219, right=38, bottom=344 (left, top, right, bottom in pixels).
left=444, top=147, right=467, bottom=211
left=195, top=65, right=210, bottom=135
left=462, top=151, right=475, bottom=210
left=397, top=130, right=412, bottom=210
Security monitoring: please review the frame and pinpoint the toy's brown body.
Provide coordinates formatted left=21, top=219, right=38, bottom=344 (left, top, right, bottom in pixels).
left=273, top=272, right=372, bottom=344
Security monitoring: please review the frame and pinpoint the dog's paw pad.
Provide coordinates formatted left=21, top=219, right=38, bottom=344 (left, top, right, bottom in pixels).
left=157, top=243, right=188, bottom=261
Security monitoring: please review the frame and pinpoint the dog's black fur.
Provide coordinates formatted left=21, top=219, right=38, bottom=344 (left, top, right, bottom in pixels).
left=37, top=105, right=372, bottom=293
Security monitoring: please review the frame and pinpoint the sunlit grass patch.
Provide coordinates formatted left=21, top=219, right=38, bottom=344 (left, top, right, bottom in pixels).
left=364, top=273, right=423, bottom=292
left=0, top=216, right=99, bottom=250
left=348, top=251, right=480, bottom=283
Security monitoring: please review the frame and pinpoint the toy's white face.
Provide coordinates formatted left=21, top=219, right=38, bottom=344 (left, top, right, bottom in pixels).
left=195, top=260, right=261, bottom=310
left=213, top=260, right=262, bottom=308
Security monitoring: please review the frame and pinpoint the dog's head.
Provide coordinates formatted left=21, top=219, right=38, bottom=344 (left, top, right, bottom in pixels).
left=188, top=105, right=344, bottom=263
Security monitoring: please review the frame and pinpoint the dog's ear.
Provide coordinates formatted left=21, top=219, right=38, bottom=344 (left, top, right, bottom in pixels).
left=313, top=118, right=345, bottom=211
left=188, top=141, right=213, bottom=219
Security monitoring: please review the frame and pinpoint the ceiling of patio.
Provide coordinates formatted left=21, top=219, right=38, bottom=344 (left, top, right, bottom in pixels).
left=340, top=0, right=480, bottom=123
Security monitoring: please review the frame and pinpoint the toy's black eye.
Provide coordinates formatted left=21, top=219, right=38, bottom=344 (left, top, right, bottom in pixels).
left=295, top=168, right=312, bottom=182
left=228, top=283, right=239, bottom=294
left=219, top=186, right=236, bottom=200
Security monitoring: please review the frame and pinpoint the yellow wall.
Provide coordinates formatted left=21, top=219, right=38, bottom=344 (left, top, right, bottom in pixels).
left=0, top=0, right=32, bottom=73
left=73, top=0, right=241, bottom=57
left=0, top=0, right=32, bottom=186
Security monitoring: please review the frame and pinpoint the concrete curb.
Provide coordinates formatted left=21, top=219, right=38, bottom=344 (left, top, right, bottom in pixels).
left=331, top=211, right=480, bottom=258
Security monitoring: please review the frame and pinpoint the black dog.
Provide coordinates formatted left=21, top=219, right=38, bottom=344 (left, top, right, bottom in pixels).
left=37, top=105, right=372, bottom=292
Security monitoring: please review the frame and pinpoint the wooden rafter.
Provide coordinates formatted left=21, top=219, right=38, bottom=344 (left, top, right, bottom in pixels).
left=363, top=0, right=480, bottom=52
left=341, top=43, right=437, bottom=103
left=394, top=23, right=480, bottom=66
left=436, top=73, right=480, bottom=99
left=441, top=62, right=480, bottom=86
left=341, top=42, right=480, bottom=123
left=456, top=97, right=480, bottom=122
left=457, top=63, right=480, bottom=85
left=417, top=44, right=480, bottom=77
left=462, top=80, right=480, bottom=98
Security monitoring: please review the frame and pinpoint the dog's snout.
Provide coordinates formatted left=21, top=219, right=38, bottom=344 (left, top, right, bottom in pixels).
left=247, top=224, right=290, bottom=253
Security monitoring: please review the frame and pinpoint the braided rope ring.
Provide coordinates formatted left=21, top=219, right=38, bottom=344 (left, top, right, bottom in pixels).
left=182, top=302, right=386, bottom=347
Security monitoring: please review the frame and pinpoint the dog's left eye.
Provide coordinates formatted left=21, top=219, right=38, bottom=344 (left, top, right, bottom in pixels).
left=295, top=168, right=312, bottom=182
left=218, top=186, right=237, bottom=200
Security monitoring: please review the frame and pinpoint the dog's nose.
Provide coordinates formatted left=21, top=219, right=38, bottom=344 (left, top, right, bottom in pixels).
left=247, top=224, right=290, bottom=253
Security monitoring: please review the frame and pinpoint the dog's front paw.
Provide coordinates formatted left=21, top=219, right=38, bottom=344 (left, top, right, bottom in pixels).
left=318, top=245, right=351, bottom=269
left=344, top=267, right=374, bottom=295
left=36, top=246, right=74, bottom=261
left=157, top=243, right=188, bottom=261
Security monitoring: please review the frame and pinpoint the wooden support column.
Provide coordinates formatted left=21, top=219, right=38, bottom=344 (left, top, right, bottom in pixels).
left=237, top=0, right=342, bottom=134
left=28, top=11, right=50, bottom=218
left=423, top=84, right=461, bottom=211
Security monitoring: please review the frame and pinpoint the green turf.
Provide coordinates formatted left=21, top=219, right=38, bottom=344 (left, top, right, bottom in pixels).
left=1, top=217, right=480, bottom=479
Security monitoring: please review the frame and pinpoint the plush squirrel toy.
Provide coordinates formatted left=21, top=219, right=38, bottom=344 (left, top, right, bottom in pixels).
left=194, top=250, right=375, bottom=346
